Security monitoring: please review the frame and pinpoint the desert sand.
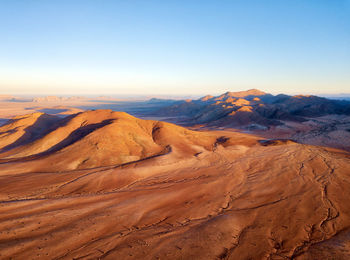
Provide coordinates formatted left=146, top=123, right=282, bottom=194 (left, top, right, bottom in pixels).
left=0, top=110, right=350, bottom=259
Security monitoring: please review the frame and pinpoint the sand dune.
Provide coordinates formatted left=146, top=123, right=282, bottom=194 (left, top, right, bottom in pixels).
left=0, top=110, right=349, bottom=259
left=0, top=110, right=234, bottom=172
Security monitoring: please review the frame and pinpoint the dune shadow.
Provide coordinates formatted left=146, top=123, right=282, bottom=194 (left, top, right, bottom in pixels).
left=0, top=118, right=9, bottom=126
left=0, top=118, right=115, bottom=162
left=0, top=114, right=60, bottom=153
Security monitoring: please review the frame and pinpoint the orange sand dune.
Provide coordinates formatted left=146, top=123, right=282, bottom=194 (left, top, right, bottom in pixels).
left=0, top=110, right=235, bottom=172
left=0, top=110, right=349, bottom=259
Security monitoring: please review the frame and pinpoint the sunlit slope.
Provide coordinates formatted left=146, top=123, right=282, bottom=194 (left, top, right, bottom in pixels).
left=0, top=110, right=250, bottom=171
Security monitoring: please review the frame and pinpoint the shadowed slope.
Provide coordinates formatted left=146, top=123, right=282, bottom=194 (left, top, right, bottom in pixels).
left=0, top=113, right=59, bottom=152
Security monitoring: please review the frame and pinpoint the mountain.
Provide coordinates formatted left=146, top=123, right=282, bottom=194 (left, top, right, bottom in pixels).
left=0, top=110, right=248, bottom=172
left=0, top=110, right=349, bottom=259
left=214, top=88, right=267, bottom=100
left=155, top=90, right=350, bottom=150
left=158, top=90, right=350, bottom=125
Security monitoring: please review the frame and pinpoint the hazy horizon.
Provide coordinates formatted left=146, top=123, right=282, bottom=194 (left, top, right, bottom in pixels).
left=2, top=89, right=350, bottom=101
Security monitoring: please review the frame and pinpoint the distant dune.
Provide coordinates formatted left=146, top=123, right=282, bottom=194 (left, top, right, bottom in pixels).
left=0, top=110, right=349, bottom=259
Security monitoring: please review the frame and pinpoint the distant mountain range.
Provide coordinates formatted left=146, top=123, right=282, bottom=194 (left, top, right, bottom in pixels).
left=156, top=89, right=350, bottom=129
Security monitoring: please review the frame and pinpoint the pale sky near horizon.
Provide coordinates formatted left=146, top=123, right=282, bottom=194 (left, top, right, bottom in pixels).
left=0, top=0, right=349, bottom=96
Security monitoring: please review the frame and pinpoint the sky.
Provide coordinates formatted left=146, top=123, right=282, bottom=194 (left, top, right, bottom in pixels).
left=0, top=0, right=349, bottom=96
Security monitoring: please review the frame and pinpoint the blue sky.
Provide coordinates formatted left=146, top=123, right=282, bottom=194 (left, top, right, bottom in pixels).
left=0, top=0, right=349, bottom=96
